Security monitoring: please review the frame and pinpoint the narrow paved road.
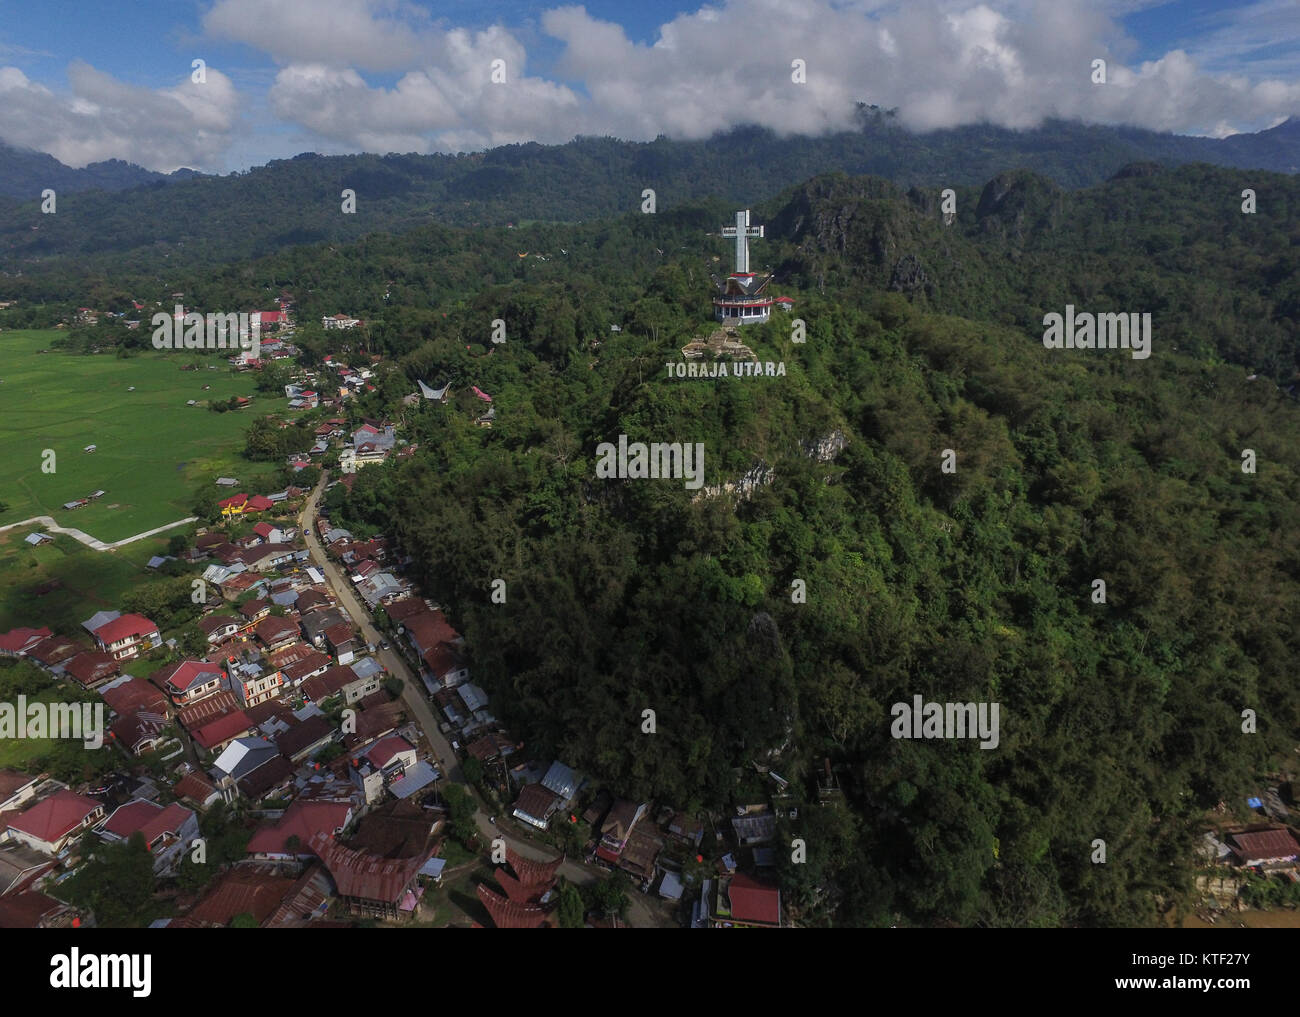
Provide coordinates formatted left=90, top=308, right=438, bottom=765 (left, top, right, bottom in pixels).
left=297, top=471, right=661, bottom=926
left=0, top=514, right=196, bottom=549
left=298, top=474, right=462, bottom=782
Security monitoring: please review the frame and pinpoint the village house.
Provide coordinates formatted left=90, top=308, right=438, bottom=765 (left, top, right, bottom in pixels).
left=322, top=314, right=362, bottom=330
left=402, top=609, right=463, bottom=659
left=230, top=660, right=285, bottom=709
left=295, top=588, right=334, bottom=615
left=667, top=812, right=706, bottom=848
left=152, top=660, right=226, bottom=708
left=24, top=633, right=82, bottom=674
left=274, top=714, right=336, bottom=763
left=324, top=623, right=356, bottom=663
left=421, top=643, right=469, bottom=693
left=246, top=800, right=353, bottom=862
left=596, top=799, right=650, bottom=866
left=0, top=842, right=56, bottom=898
left=63, top=651, right=120, bottom=689
left=88, top=614, right=161, bottom=661
left=255, top=615, right=301, bottom=653
left=172, top=767, right=221, bottom=810
left=0, top=890, right=81, bottom=928
left=711, top=872, right=782, bottom=928
left=0, top=627, right=53, bottom=658
left=300, top=607, right=350, bottom=648
left=511, top=784, right=561, bottom=831
left=310, top=832, right=431, bottom=919
left=211, top=737, right=290, bottom=803
left=303, top=661, right=383, bottom=707
left=349, top=735, right=418, bottom=805
left=198, top=614, right=242, bottom=646
left=98, top=800, right=198, bottom=874
left=253, top=521, right=293, bottom=544
left=100, top=676, right=170, bottom=720
left=239, top=598, right=273, bottom=626
left=180, top=692, right=255, bottom=754
left=281, top=650, right=334, bottom=688
left=166, top=865, right=300, bottom=928
left=0, top=771, right=43, bottom=814
left=108, top=710, right=166, bottom=755
left=1228, top=828, right=1300, bottom=868
left=4, top=790, right=104, bottom=856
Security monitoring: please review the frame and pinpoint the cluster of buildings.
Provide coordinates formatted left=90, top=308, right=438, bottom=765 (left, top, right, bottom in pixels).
left=0, top=485, right=456, bottom=927
left=58, top=489, right=106, bottom=512
left=283, top=412, right=405, bottom=474
left=500, top=757, right=782, bottom=928
left=1198, top=789, right=1300, bottom=903
left=306, top=492, right=786, bottom=930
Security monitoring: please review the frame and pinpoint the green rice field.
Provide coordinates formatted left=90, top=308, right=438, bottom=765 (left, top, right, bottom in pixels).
left=0, top=329, right=281, bottom=543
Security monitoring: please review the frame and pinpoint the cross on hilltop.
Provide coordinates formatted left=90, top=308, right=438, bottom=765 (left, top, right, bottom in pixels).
left=721, top=209, right=764, bottom=274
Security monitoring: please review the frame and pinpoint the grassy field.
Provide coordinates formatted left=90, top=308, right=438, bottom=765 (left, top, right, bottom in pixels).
left=0, top=329, right=281, bottom=543
left=0, top=528, right=172, bottom=632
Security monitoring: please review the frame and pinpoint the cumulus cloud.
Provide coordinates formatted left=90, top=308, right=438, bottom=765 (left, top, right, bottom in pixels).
left=268, top=23, right=582, bottom=152
left=203, top=0, right=436, bottom=71
left=246, top=0, right=1300, bottom=157
left=0, top=62, right=237, bottom=171
left=5, top=0, right=1299, bottom=170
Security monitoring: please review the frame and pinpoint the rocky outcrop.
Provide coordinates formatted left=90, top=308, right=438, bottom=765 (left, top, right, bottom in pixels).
left=801, top=429, right=848, bottom=462
left=695, top=430, right=849, bottom=502
left=889, top=253, right=930, bottom=295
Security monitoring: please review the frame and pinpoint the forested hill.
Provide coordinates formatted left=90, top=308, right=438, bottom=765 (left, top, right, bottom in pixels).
left=311, top=222, right=1300, bottom=927
left=2, top=113, right=1299, bottom=277
left=19, top=152, right=1300, bottom=925
left=15, top=161, right=1300, bottom=383
left=0, top=140, right=194, bottom=199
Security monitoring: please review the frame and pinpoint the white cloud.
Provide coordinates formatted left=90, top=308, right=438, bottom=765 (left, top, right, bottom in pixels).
left=203, top=0, right=436, bottom=71
left=268, top=23, right=582, bottom=152
left=252, top=0, right=1300, bottom=155
left=5, top=0, right=1299, bottom=171
left=0, top=62, right=238, bottom=171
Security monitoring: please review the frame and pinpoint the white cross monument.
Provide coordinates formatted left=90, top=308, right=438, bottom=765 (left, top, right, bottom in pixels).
left=722, top=209, right=764, bottom=274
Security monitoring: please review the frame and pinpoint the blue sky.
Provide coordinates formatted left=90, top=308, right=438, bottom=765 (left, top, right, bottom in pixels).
left=0, top=0, right=1295, bottom=172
